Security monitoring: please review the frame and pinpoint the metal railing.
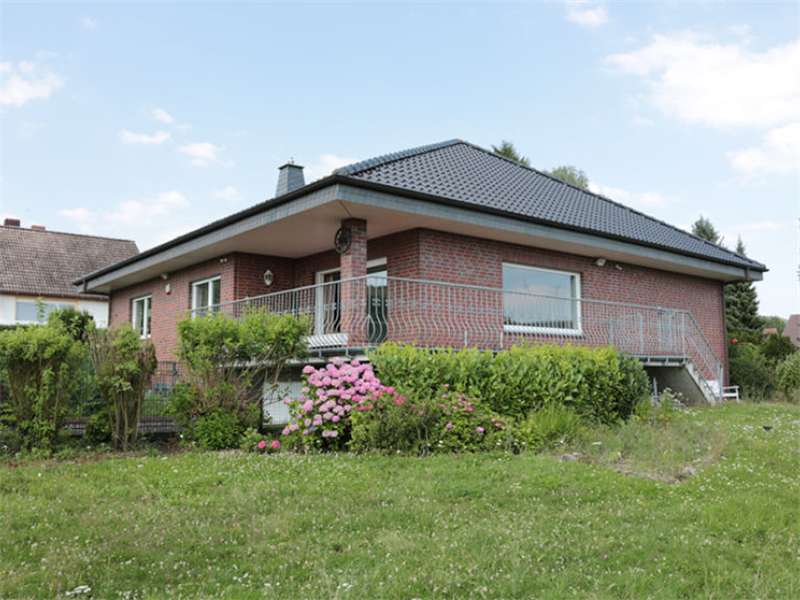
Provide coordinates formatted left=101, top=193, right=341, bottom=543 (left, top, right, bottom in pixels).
left=201, top=275, right=723, bottom=397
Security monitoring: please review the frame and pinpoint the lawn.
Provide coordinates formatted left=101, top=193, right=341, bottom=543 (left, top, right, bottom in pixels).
left=1, top=402, right=798, bottom=600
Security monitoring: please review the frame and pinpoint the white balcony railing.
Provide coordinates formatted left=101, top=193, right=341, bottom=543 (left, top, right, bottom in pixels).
left=196, top=275, right=724, bottom=401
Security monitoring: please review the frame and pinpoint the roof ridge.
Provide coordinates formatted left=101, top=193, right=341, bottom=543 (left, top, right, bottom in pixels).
left=0, top=225, right=138, bottom=246
left=334, top=139, right=464, bottom=176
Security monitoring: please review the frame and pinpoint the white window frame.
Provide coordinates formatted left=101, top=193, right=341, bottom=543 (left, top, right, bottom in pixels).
left=14, top=297, right=77, bottom=324
left=502, top=263, right=582, bottom=336
left=132, top=295, right=152, bottom=339
left=191, top=276, right=221, bottom=316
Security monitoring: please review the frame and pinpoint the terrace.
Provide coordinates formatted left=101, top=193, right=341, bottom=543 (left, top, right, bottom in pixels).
left=197, top=274, right=724, bottom=405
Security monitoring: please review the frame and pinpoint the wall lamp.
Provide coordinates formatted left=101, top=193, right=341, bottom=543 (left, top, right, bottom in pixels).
left=594, top=257, right=606, bottom=267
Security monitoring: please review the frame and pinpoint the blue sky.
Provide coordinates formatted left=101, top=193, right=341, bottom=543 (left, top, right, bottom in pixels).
left=1, top=1, right=798, bottom=318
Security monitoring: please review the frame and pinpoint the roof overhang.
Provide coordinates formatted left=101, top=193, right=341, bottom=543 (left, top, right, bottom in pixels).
left=76, top=178, right=765, bottom=294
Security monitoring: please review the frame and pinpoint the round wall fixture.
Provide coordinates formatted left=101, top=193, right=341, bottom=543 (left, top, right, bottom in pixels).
left=263, top=269, right=274, bottom=286
left=334, top=226, right=352, bottom=254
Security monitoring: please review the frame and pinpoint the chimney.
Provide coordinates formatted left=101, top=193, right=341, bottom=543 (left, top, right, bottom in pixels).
left=3, top=218, right=20, bottom=227
left=275, top=160, right=305, bottom=196
left=31, top=225, right=46, bottom=231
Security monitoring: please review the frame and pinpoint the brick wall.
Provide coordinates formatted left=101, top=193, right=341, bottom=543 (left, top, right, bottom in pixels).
left=109, top=255, right=236, bottom=361
left=109, top=227, right=728, bottom=380
left=413, top=229, right=727, bottom=380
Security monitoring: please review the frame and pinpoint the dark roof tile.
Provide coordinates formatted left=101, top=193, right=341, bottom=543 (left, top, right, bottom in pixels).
left=337, top=140, right=765, bottom=271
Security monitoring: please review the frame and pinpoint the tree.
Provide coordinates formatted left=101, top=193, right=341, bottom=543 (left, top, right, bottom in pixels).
left=89, top=326, right=158, bottom=451
left=691, top=215, right=722, bottom=245
left=492, top=141, right=530, bottom=166
left=725, top=237, right=762, bottom=332
left=545, top=166, right=589, bottom=189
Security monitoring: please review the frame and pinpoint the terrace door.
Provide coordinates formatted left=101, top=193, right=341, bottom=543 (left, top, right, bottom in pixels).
left=315, top=269, right=341, bottom=336
left=366, top=264, right=388, bottom=344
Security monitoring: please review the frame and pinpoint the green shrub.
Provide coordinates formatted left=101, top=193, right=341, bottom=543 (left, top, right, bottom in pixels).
left=431, top=392, right=509, bottom=454
left=0, top=321, right=87, bottom=450
left=729, top=342, right=774, bottom=401
left=48, top=308, right=95, bottom=343
left=370, top=343, right=648, bottom=424
left=165, top=383, right=198, bottom=431
left=194, top=409, right=243, bottom=450
left=634, top=388, right=684, bottom=428
left=89, top=326, right=158, bottom=451
left=761, top=334, right=796, bottom=365
left=84, top=411, right=111, bottom=446
left=350, top=396, right=443, bottom=454
left=517, top=404, right=586, bottom=451
left=776, top=352, right=800, bottom=402
left=176, top=308, right=308, bottom=433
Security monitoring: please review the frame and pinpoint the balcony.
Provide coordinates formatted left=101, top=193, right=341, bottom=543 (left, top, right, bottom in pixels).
left=199, top=275, right=724, bottom=403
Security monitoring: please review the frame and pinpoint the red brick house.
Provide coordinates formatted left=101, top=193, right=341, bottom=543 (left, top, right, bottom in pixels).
left=74, top=140, right=766, bottom=404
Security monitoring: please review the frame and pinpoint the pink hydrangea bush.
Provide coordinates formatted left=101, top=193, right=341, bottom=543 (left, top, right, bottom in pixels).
left=431, top=391, right=510, bottom=454
left=282, top=358, right=402, bottom=450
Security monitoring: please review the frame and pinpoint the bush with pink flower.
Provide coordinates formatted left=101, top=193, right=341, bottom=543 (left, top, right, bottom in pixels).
left=282, top=358, right=402, bottom=450
left=430, top=391, right=510, bottom=454
left=240, top=427, right=282, bottom=454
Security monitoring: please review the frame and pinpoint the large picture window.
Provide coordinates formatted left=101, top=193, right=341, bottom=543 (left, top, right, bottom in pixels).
left=502, top=263, right=581, bottom=333
left=132, top=295, right=152, bottom=338
left=192, top=276, right=221, bottom=317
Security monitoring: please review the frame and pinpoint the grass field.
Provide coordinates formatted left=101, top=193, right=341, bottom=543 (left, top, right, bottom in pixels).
left=1, top=402, right=798, bottom=600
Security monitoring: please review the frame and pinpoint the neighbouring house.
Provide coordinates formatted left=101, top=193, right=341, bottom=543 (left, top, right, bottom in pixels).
left=784, top=315, right=800, bottom=349
left=1, top=219, right=138, bottom=327
left=73, top=140, right=766, bottom=407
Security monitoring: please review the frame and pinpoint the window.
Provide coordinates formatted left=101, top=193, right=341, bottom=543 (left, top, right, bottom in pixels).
left=15, top=298, right=76, bottom=324
left=192, top=276, right=221, bottom=316
left=132, top=295, right=152, bottom=338
left=502, top=263, right=581, bottom=333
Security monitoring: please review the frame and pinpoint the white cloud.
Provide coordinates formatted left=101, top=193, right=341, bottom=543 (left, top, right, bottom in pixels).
left=728, top=122, right=800, bottom=175
left=179, top=142, right=228, bottom=167
left=151, top=108, right=174, bottom=124
left=605, top=33, right=800, bottom=130
left=120, top=129, right=171, bottom=145
left=211, top=186, right=245, bottom=204
left=588, top=183, right=680, bottom=209
left=0, top=57, right=63, bottom=107
left=729, top=24, right=753, bottom=44
left=80, top=17, right=97, bottom=29
left=304, top=154, right=359, bottom=182
left=564, top=1, right=609, bottom=28
left=58, top=192, right=191, bottom=248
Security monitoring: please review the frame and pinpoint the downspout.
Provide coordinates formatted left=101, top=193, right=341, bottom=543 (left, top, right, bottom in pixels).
left=721, top=279, right=730, bottom=392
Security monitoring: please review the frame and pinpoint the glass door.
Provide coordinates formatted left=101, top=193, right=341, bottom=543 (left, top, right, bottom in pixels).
left=367, top=264, right=388, bottom=344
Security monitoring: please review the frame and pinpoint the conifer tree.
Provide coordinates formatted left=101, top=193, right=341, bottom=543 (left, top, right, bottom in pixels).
left=725, top=237, right=762, bottom=332
left=692, top=215, right=722, bottom=245
left=492, top=141, right=530, bottom=166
